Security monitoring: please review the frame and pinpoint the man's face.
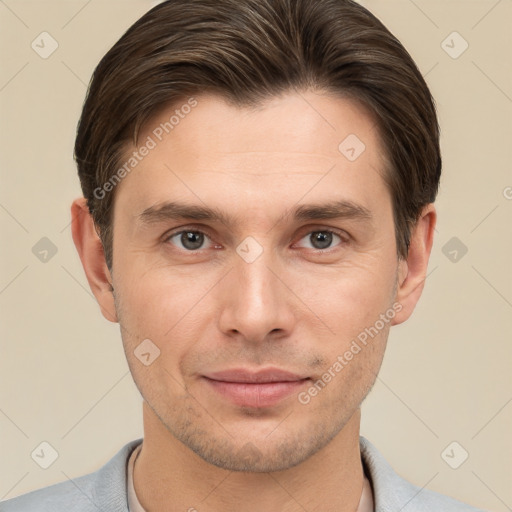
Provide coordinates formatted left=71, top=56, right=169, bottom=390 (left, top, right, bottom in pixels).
left=110, top=91, right=403, bottom=472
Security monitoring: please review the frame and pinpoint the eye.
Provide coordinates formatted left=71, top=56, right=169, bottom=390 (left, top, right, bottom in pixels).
left=165, top=230, right=213, bottom=251
left=296, top=230, right=346, bottom=251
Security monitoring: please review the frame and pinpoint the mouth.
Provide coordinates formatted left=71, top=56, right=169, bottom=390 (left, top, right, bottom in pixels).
left=202, top=367, right=310, bottom=408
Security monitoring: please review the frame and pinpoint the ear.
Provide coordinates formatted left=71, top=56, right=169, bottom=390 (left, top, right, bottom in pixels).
left=391, top=203, right=436, bottom=326
left=70, top=197, right=118, bottom=323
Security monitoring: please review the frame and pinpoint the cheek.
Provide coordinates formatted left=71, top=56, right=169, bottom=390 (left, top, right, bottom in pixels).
left=291, top=262, right=396, bottom=396
left=293, top=258, right=396, bottom=334
left=115, top=266, right=221, bottom=381
left=117, top=263, right=205, bottom=329
left=297, top=334, right=386, bottom=417
left=116, top=275, right=198, bottom=399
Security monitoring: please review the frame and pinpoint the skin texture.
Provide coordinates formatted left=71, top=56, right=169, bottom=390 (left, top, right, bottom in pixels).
left=71, top=91, right=436, bottom=512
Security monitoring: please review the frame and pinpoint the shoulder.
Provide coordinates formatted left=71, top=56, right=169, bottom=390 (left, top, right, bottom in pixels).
left=0, top=439, right=142, bottom=512
left=359, top=436, right=488, bottom=512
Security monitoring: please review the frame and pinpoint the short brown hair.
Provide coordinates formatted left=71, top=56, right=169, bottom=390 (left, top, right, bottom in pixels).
left=74, top=0, right=441, bottom=270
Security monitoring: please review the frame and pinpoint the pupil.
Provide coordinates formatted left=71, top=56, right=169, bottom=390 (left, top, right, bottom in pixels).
left=182, top=232, right=203, bottom=250
left=312, top=231, right=332, bottom=249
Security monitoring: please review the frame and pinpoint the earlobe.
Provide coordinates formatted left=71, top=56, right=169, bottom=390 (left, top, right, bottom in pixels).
left=391, top=204, right=436, bottom=326
left=70, top=197, right=118, bottom=323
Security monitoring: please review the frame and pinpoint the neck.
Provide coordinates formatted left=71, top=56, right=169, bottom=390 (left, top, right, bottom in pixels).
left=134, top=402, right=364, bottom=512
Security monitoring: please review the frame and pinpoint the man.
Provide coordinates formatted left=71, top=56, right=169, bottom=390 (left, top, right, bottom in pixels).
left=1, top=0, right=487, bottom=510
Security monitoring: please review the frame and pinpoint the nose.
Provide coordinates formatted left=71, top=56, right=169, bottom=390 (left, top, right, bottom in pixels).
left=217, top=249, right=297, bottom=344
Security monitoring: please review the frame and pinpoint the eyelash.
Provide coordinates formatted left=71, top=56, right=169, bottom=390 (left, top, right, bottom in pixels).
left=162, top=227, right=350, bottom=253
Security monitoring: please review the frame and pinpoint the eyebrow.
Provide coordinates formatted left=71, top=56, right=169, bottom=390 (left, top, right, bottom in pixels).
left=136, top=199, right=373, bottom=228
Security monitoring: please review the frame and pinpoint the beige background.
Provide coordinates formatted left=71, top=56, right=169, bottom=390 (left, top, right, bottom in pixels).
left=0, top=0, right=510, bottom=510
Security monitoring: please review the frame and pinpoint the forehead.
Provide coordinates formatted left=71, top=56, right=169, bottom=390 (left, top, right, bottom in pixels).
left=113, top=91, right=390, bottom=226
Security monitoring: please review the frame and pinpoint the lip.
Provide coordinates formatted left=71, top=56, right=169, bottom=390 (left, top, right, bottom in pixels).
left=204, top=367, right=307, bottom=383
left=202, top=367, right=310, bottom=408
